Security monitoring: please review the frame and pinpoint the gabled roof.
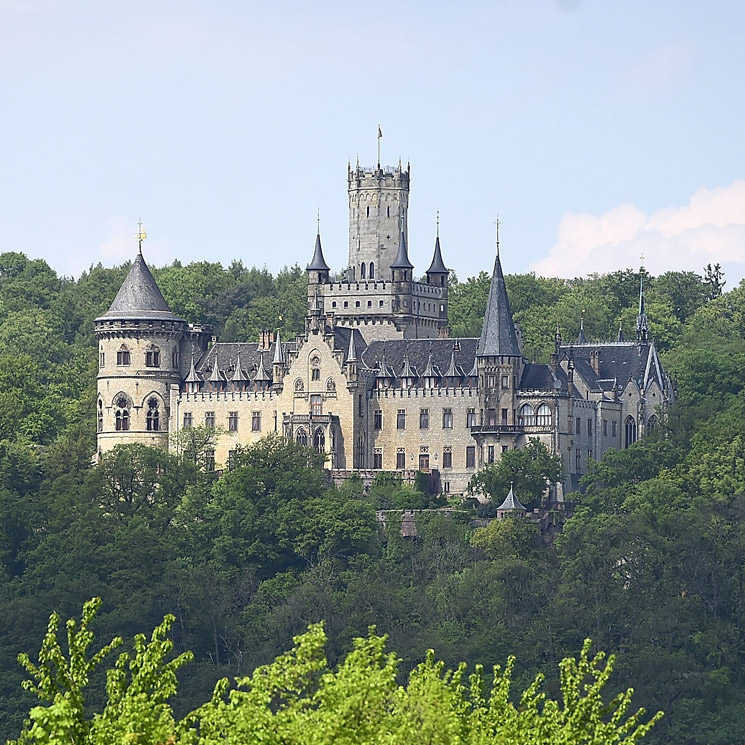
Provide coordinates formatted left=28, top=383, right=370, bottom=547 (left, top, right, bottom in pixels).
left=307, top=232, right=330, bottom=272
left=97, top=252, right=183, bottom=322
left=477, top=251, right=521, bottom=357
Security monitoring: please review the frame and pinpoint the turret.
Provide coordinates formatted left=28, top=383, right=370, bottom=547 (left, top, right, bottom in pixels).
left=425, top=226, right=448, bottom=289
left=94, top=230, right=187, bottom=455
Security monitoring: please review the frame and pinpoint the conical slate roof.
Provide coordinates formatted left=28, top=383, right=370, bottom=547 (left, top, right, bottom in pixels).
left=426, top=236, right=448, bottom=275
left=97, top=252, right=182, bottom=322
left=497, top=484, right=526, bottom=513
left=390, top=231, right=414, bottom=269
left=477, top=251, right=521, bottom=357
left=307, top=232, right=330, bottom=272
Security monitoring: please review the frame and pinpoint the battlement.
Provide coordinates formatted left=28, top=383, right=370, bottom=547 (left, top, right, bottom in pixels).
left=348, top=163, right=410, bottom=187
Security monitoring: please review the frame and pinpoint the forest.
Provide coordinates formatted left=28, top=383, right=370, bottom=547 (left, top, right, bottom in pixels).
left=0, top=250, right=743, bottom=743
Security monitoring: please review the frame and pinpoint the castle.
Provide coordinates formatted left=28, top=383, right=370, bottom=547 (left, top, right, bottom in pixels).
left=95, top=158, right=674, bottom=497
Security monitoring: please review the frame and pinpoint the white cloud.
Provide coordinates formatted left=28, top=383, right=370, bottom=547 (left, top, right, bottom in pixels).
left=530, top=181, right=745, bottom=285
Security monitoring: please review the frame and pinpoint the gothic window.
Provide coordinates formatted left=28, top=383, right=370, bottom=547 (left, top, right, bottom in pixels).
left=361, top=263, right=366, bottom=279
left=183, top=412, right=193, bottom=428
left=369, top=262, right=374, bottom=279
left=519, top=404, right=535, bottom=426
left=145, top=345, right=160, bottom=367
left=296, top=429, right=308, bottom=447
left=252, top=411, right=261, bottom=431
left=228, top=412, right=238, bottom=432
left=387, top=206, right=390, bottom=217
left=442, top=408, right=453, bottom=429
left=420, top=408, right=429, bottom=429
left=536, top=404, right=552, bottom=427
left=205, top=411, right=215, bottom=428
left=311, top=356, right=321, bottom=381
left=146, top=398, right=160, bottom=431
left=647, top=414, right=658, bottom=433
left=97, top=400, right=103, bottom=432
left=625, top=415, right=637, bottom=448
left=313, top=427, right=325, bottom=453
left=310, top=395, right=322, bottom=416
left=366, top=205, right=370, bottom=218
left=117, top=345, right=131, bottom=366
left=114, top=396, right=130, bottom=431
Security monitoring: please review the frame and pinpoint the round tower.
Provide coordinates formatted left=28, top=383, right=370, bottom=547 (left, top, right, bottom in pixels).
left=94, top=248, right=187, bottom=455
left=347, top=161, right=410, bottom=281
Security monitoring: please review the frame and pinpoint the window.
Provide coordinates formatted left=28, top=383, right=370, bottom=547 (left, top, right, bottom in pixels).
left=296, top=429, right=308, bottom=446
left=625, top=416, right=637, bottom=448
left=369, top=262, right=374, bottom=279
left=145, top=345, right=160, bottom=367
left=396, top=449, right=406, bottom=469
left=252, top=411, right=261, bottom=431
left=588, top=449, right=593, bottom=462
left=502, top=445, right=508, bottom=453
left=228, top=450, right=236, bottom=471
left=647, top=415, right=658, bottom=433
left=501, top=408, right=508, bottom=425
left=575, top=417, right=581, bottom=435
left=587, top=418, right=593, bottom=436
left=97, top=400, right=103, bottom=432
left=172, top=350, right=179, bottom=368
left=116, top=345, right=130, bottom=366
left=467, top=408, right=477, bottom=428
left=311, top=395, right=322, bottom=416
left=205, top=450, right=215, bottom=472
left=419, top=453, right=430, bottom=471
left=397, top=409, right=406, bottom=429
left=205, top=411, right=215, bottom=428
left=358, top=394, right=364, bottom=416
left=374, top=410, right=382, bottom=430
left=443, top=481, right=450, bottom=493
left=603, top=418, right=608, bottom=436
left=373, top=449, right=382, bottom=469
left=420, top=408, right=429, bottom=429
left=229, top=412, right=238, bottom=432
left=361, top=262, right=366, bottom=279
left=442, top=448, right=452, bottom=469
left=466, top=446, right=476, bottom=468
left=575, top=448, right=581, bottom=471
left=99, top=351, right=105, bottom=367
left=311, top=367, right=321, bottom=381
left=536, top=404, right=551, bottom=426
left=313, top=428, right=325, bottom=453
left=501, top=374, right=509, bottom=389
left=612, top=420, right=617, bottom=437
left=487, top=445, right=495, bottom=463
left=519, top=404, right=535, bottom=426
left=115, top=396, right=129, bottom=431
left=183, top=412, right=193, bottom=428
left=146, top=398, right=160, bottom=431
left=442, top=408, right=453, bottom=428
left=488, top=408, right=496, bottom=426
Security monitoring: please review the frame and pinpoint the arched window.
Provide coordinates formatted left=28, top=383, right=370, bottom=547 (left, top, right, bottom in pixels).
left=625, top=415, right=637, bottom=448
left=296, top=429, right=307, bottom=447
left=361, top=263, right=366, bottom=279
left=311, top=355, right=321, bottom=381
left=145, top=345, right=160, bottom=367
left=115, top=396, right=130, bottom=431
left=519, top=404, right=535, bottom=426
left=536, top=404, right=552, bottom=427
left=146, top=397, right=160, bottom=432
left=366, top=205, right=370, bottom=218
left=647, top=414, right=658, bottom=433
left=313, top=427, right=325, bottom=453
left=117, top=345, right=131, bottom=366
left=369, top=262, right=374, bottom=279
left=97, top=400, right=103, bottom=432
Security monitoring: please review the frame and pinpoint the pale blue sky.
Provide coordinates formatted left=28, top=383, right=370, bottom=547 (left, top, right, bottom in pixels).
left=2, top=0, right=744, bottom=285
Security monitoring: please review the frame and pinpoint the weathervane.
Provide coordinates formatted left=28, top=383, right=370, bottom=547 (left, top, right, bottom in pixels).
left=136, top=220, right=147, bottom=254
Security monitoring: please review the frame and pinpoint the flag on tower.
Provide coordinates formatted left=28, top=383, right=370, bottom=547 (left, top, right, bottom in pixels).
left=378, top=125, right=383, bottom=138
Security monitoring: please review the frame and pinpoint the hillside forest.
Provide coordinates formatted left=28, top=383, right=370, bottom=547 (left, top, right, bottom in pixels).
left=0, top=251, right=743, bottom=744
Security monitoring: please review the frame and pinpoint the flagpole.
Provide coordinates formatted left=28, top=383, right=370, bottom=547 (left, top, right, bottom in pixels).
left=377, top=125, right=382, bottom=168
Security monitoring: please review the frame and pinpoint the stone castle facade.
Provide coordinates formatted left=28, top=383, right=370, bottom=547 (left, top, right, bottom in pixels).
left=95, top=157, right=674, bottom=497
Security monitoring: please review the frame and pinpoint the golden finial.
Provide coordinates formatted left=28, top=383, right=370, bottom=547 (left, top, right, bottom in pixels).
left=136, top=219, right=147, bottom=254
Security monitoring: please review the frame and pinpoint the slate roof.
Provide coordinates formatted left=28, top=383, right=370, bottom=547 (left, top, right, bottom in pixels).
left=390, top=231, right=414, bottom=269
left=477, top=252, right=521, bottom=357
left=496, top=484, right=526, bottom=513
left=196, top=340, right=297, bottom=379
left=426, top=236, right=448, bottom=275
left=362, top=338, right=480, bottom=378
left=306, top=233, right=330, bottom=271
left=97, top=252, right=184, bottom=322
left=520, top=363, right=568, bottom=392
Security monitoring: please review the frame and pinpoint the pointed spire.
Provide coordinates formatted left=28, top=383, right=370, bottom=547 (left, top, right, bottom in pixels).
left=307, top=229, right=330, bottom=272
left=400, top=354, right=416, bottom=379
left=390, top=225, right=413, bottom=270
left=231, top=353, right=248, bottom=383
left=617, top=320, right=625, bottom=342
left=254, top=352, right=271, bottom=382
left=208, top=351, right=222, bottom=384
left=577, top=313, right=587, bottom=344
left=272, top=330, right=285, bottom=365
left=426, top=213, right=448, bottom=276
left=477, top=245, right=521, bottom=357
left=422, top=345, right=440, bottom=380
left=444, top=346, right=459, bottom=378
left=346, top=329, right=357, bottom=362
left=185, top=351, right=202, bottom=384
left=636, top=266, right=649, bottom=342
left=496, top=482, right=527, bottom=514
left=554, top=322, right=562, bottom=353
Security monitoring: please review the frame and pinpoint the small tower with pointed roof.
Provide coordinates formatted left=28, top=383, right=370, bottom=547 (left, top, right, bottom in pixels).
left=94, top=225, right=188, bottom=455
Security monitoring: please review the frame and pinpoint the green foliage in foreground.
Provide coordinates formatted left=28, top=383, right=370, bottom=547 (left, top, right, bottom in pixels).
left=10, top=600, right=661, bottom=745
